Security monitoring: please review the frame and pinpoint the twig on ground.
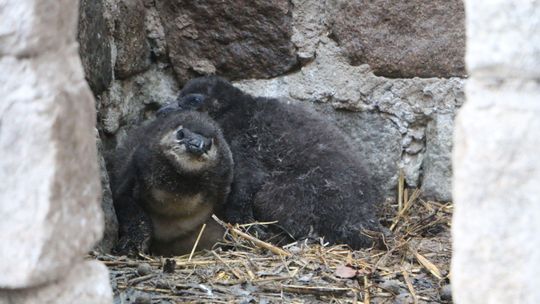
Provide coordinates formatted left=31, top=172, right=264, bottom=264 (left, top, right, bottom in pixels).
left=188, top=223, right=206, bottom=262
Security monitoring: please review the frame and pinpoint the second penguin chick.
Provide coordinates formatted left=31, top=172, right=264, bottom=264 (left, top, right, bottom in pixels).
left=167, top=77, right=386, bottom=250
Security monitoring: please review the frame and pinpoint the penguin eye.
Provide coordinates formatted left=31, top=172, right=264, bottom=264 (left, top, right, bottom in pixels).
left=191, top=96, right=203, bottom=104
left=176, top=129, right=185, bottom=140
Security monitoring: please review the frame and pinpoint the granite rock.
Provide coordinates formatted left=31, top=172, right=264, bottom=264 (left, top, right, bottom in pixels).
left=112, top=0, right=151, bottom=79
left=156, top=0, right=298, bottom=84
left=78, top=0, right=113, bottom=94
left=331, top=0, right=466, bottom=78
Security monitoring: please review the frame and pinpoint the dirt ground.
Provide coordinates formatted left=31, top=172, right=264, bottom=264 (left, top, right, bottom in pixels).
left=93, top=188, right=453, bottom=304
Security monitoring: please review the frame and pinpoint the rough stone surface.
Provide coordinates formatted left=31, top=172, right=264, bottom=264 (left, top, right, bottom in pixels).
left=453, top=79, right=540, bottom=304
left=144, top=4, right=168, bottom=61
left=331, top=0, right=466, bottom=78
left=78, top=0, right=113, bottom=94
left=0, top=1, right=80, bottom=56
left=236, top=38, right=464, bottom=195
left=97, top=66, right=179, bottom=142
left=315, top=105, right=402, bottom=193
left=421, top=114, right=454, bottom=201
left=291, top=0, right=329, bottom=61
left=0, top=48, right=104, bottom=288
left=0, top=261, right=113, bottom=304
left=156, top=0, right=298, bottom=84
left=466, top=0, right=540, bottom=79
left=95, top=134, right=118, bottom=253
left=112, top=0, right=150, bottom=79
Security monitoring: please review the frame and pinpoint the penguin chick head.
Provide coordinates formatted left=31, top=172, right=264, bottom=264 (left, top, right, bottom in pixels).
left=156, top=94, right=207, bottom=117
left=157, top=93, right=216, bottom=117
left=158, top=76, right=239, bottom=117
left=158, top=112, right=223, bottom=173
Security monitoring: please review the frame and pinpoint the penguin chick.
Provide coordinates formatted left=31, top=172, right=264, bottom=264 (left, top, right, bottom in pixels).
left=109, top=111, right=233, bottom=256
left=164, top=76, right=385, bottom=249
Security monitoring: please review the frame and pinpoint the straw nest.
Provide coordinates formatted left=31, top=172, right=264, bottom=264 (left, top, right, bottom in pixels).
left=92, top=175, right=453, bottom=304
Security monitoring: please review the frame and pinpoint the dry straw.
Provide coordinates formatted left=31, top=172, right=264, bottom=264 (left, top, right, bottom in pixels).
left=95, top=175, right=452, bottom=303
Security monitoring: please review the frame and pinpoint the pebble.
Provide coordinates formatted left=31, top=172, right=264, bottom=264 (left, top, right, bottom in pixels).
left=134, top=295, right=151, bottom=304
left=395, top=293, right=412, bottom=304
left=163, top=258, right=176, bottom=274
left=137, top=263, right=153, bottom=276
left=440, top=284, right=452, bottom=301
left=379, top=279, right=403, bottom=294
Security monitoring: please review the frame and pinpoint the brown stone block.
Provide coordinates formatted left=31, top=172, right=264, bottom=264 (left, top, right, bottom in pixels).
left=331, top=0, right=466, bottom=78
left=156, top=0, right=298, bottom=84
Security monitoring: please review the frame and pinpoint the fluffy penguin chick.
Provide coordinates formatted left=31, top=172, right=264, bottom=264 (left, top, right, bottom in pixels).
left=166, top=76, right=385, bottom=249
left=109, top=111, right=233, bottom=256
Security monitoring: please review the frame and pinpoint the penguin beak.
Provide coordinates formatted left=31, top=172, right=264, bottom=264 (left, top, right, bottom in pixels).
left=156, top=103, right=180, bottom=117
left=185, top=136, right=212, bottom=156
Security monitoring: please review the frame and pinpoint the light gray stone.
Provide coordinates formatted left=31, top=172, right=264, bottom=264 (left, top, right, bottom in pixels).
left=466, top=0, right=540, bottom=79
left=0, top=47, right=103, bottom=288
left=453, top=1, right=540, bottom=301
left=402, top=153, right=424, bottom=189
left=0, top=261, right=113, bottom=304
left=291, top=0, right=329, bottom=61
left=0, top=1, right=79, bottom=56
left=144, top=4, right=168, bottom=61
left=315, top=105, right=402, bottom=194
left=452, top=79, right=540, bottom=303
left=421, top=114, right=454, bottom=201
left=97, top=66, right=179, bottom=137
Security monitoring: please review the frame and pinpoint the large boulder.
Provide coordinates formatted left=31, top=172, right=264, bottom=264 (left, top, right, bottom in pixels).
left=0, top=49, right=104, bottom=288
left=452, top=1, right=540, bottom=302
left=0, top=1, right=80, bottom=56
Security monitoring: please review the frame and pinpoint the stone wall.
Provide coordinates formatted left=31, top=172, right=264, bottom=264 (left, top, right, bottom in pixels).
left=0, top=0, right=112, bottom=303
left=77, top=0, right=466, bottom=249
left=452, top=1, right=540, bottom=303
